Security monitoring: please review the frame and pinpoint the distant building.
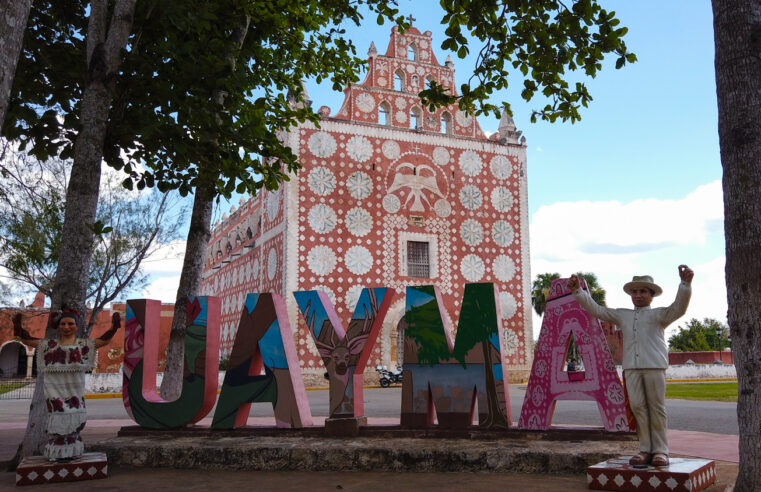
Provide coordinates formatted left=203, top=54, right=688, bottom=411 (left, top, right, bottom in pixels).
left=0, top=294, right=137, bottom=376
left=200, top=24, right=532, bottom=384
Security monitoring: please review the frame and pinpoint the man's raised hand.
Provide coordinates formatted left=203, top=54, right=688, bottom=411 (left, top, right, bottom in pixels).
left=678, top=265, right=694, bottom=284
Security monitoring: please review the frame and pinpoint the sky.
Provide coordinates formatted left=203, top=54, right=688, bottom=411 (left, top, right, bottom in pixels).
left=139, top=1, right=725, bottom=340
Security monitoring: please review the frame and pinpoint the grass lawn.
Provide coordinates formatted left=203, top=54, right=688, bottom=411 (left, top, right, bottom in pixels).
left=0, top=381, right=29, bottom=395
left=665, top=382, right=737, bottom=402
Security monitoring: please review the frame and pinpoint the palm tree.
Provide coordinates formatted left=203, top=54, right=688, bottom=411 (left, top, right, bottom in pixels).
left=531, top=272, right=560, bottom=316
left=531, top=272, right=607, bottom=369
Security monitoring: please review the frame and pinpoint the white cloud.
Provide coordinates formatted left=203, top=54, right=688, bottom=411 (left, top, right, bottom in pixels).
left=529, top=180, right=727, bottom=339
left=137, top=239, right=186, bottom=302
left=141, top=274, right=182, bottom=303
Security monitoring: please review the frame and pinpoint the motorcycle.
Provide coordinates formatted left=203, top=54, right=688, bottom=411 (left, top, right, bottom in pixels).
left=376, top=365, right=403, bottom=387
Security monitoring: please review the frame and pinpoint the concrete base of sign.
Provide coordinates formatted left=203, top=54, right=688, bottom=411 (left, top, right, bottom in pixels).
left=324, top=416, right=368, bottom=437
left=587, top=456, right=716, bottom=491
left=15, top=452, right=108, bottom=486
left=89, top=427, right=638, bottom=473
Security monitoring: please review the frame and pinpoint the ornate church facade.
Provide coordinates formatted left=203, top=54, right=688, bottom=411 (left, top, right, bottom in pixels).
left=200, top=24, right=532, bottom=383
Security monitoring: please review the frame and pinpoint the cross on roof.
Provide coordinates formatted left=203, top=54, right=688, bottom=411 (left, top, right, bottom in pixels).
left=406, top=14, right=416, bottom=26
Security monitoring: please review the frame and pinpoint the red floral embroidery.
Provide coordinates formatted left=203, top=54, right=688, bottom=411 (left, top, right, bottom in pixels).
left=47, top=339, right=57, bottom=349
left=66, top=396, right=81, bottom=409
left=69, top=347, right=82, bottom=363
left=49, top=398, right=64, bottom=412
left=82, top=345, right=90, bottom=355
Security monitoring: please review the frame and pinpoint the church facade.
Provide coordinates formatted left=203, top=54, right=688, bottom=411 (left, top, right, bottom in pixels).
left=200, top=25, right=532, bottom=383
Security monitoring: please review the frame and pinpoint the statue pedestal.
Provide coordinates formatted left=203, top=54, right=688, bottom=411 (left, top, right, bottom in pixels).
left=16, top=452, right=108, bottom=486
left=587, top=456, right=715, bottom=491
left=324, top=416, right=367, bottom=437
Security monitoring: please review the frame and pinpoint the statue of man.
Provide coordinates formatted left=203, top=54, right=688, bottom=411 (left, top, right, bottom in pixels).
left=567, top=265, right=693, bottom=467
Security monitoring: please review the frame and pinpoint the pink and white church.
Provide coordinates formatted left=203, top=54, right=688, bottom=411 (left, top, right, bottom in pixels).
left=199, top=24, right=532, bottom=384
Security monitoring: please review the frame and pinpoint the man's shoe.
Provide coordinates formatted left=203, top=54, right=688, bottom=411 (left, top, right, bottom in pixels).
left=628, top=452, right=651, bottom=465
left=651, top=453, right=670, bottom=467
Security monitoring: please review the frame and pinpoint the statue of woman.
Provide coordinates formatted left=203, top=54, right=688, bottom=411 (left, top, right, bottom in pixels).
left=13, top=309, right=120, bottom=461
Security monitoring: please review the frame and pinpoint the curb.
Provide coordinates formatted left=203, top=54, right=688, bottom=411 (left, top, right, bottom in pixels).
left=90, top=434, right=637, bottom=474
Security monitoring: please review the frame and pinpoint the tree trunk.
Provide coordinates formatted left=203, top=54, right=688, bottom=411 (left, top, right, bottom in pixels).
left=12, top=0, right=138, bottom=466
left=0, top=0, right=32, bottom=130
left=711, top=1, right=761, bottom=489
left=159, top=16, right=250, bottom=400
left=160, top=185, right=213, bottom=400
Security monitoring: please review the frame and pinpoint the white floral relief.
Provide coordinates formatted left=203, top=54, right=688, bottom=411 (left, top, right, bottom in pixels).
left=490, top=155, right=513, bottom=179
left=346, top=135, right=373, bottom=162
left=395, top=110, right=407, bottom=123
left=491, top=186, right=514, bottom=212
left=500, top=292, right=518, bottom=319
left=377, top=76, right=387, bottom=87
left=492, top=220, right=515, bottom=246
left=460, top=254, right=485, bottom=281
left=345, top=246, right=373, bottom=275
left=382, top=194, right=401, bottom=213
left=266, top=189, right=280, bottom=221
left=434, top=199, right=452, bottom=218
left=395, top=96, right=407, bottom=109
left=432, top=147, right=450, bottom=166
left=346, top=171, right=372, bottom=200
left=307, top=204, right=337, bottom=233
left=458, top=150, right=483, bottom=176
left=345, top=207, right=372, bottom=237
left=356, top=93, right=375, bottom=112
left=493, top=255, right=516, bottom=282
left=460, top=219, right=483, bottom=246
left=267, top=248, right=278, bottom=281
left=455, top=110, right=473, bottom=127
left=344, top=285, right=364, bottom=312
left=308, top=166, right=336, bottom=196
left=252, top=258, right=260, bottom=279
left=459, top=185, right=483, bottom=210
left=382, top=140, right=400, bottom=160
left=307, top=245, right=337, bottom=276
left=308, top=131, right=337, bottom=158
left=503, top=329, right=519, bottom=355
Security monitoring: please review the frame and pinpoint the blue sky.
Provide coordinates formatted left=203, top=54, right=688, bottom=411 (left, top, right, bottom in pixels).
left=142, top=1, right=726, bottom=339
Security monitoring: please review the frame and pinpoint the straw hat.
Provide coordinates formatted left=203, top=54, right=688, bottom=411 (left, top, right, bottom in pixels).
left=623, top=275, right=663, bottom=297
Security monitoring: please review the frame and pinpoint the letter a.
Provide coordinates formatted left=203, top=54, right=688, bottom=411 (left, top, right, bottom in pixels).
left=519, top=277, right=631, bottom=431
left=212, top=293, right=312, bottom=428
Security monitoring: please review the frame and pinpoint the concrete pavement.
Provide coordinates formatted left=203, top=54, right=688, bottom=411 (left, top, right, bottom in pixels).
left=0, top=387, right=739, bottom=490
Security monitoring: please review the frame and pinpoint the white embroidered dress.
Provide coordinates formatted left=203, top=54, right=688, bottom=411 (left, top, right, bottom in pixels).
left=36, top=338, right=95, bottom=459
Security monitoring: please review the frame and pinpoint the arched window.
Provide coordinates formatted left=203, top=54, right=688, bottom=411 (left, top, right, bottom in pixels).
left=440, top=111, right=452, bottom=134
left=408, top=44, right=417, bottom=60
left=410, top=107, right=422, bottom=130
left=394, top=69, right=405, bottom=91
left=425, top=77, right=435, bottom=90
left=379, top=101, right=391, bottom=125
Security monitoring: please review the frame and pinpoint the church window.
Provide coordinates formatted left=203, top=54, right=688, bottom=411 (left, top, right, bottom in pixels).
left=394, top=69, right=405, bottom=91
left=440, top=111, right=452, bottom=134
left=408, top=44, right=417, bottom=60
left=407, top=241, right=430, bottom=278
left=379, top=101, right=391, bottom=125
left=410, top=107, right=421, bottom=130
left=425, top=77, right=435, bottom=90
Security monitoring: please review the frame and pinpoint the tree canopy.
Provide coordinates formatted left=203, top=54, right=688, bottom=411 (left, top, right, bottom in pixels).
left=0, top=140, right=185, bottom=329
left=531, top=271, right=606, bottom=316
left=668, top=318, right=731, bottom=353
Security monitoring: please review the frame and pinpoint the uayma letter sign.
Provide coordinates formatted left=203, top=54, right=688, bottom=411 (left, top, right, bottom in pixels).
left=122, top=281, right=629, bottom=430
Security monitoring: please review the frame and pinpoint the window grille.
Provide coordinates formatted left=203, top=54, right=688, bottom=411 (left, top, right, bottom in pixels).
left=407, top=241, right=430, bottom=278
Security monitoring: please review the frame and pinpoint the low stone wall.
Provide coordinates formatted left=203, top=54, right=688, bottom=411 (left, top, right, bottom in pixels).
left=85, top=364, right=737, bottom=394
